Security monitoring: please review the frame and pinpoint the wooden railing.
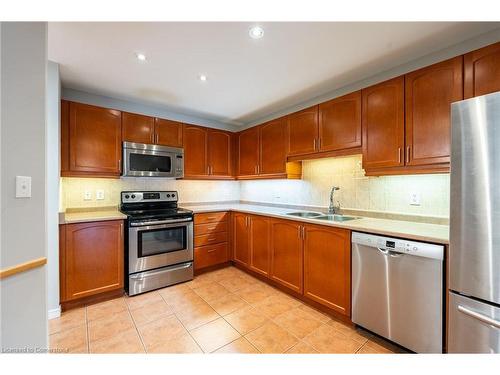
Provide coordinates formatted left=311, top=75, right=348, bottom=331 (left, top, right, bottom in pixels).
left=0, top=257, right=47, bottom=280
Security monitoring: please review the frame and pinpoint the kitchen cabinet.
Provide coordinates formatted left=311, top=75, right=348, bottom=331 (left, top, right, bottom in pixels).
left=60, top=100, right=70, bottom=174
left=237, top=119, right=302, bottom=180
left=232, top=212, right=250, bottom=267
left=237, top=127, right=260, bottom=177
left=184, top=125, right=233, bottom=179
left=405, top=57, right=463, bottom=167
left=319, top=91, right=361, bottom=152
left=303, top=224, right=351, bottom=316
left=194, top=212, right=229, bottom=272
left=362, top=76, right=405, bottom=171
left=122, top=112, right=154, bottom=144
left=464, top=41, right=500, bottom=99
left=66, top=102, right=122, bottom=178
left=287, top=106, right=319, bottom=156
left=269, top=219, right=303, bottom=294
left=60, top=220, right=124, bottom=303
left=155, top=118, right=183, bottom=147
left=208, top=129, right=233, bottom=177
left=249, top=215, right=270, bottom=276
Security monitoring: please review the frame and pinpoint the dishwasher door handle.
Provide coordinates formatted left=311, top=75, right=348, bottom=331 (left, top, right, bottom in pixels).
left=378, top=248, right=404, bottom=257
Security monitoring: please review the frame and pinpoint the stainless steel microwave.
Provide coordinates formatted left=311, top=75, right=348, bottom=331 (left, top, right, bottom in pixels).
left=122, top=142, right=184, bottom=178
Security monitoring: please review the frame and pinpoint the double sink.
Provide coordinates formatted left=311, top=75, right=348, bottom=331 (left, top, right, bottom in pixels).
left=286, top=211, right=360, bottom=222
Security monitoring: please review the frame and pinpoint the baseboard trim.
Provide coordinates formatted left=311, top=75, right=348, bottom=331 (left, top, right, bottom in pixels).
left=48, top=306, right=61, bottom=320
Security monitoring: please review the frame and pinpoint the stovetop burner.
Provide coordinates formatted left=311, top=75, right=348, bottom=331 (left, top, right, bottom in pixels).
left=119, top=191, right=193, bottom=222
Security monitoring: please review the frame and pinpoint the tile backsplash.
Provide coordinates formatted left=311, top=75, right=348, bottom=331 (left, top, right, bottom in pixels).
left=61, top=155, right=450, bottom=218
left=240, top=155, right=450, bottom=218
left=59, top=177, right=240, bottom=211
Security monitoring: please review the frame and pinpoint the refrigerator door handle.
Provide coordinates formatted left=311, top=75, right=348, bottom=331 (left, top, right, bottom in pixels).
left=458, top=305, right=500, bottom=329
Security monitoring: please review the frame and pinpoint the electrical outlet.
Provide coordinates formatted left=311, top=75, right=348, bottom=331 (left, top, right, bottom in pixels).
left=84, top=190, right=92, bottom=201
left=96, top=190, right=105, bottom=200
left=409, top=192, right=421, bottom=206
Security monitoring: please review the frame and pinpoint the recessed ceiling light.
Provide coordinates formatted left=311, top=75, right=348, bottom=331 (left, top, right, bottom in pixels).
left=135, top=52, right=147, bottom=61
left=249, top=26, right=264, bottom=39
left=199, top=74, right=207, bottom=82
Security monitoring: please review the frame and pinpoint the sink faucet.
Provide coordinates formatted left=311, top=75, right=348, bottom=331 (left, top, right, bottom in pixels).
left=328, top=186, right=340, bottom=214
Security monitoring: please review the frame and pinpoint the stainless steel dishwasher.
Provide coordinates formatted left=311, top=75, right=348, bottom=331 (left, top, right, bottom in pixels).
left=351, top=232, right=444, bottom=353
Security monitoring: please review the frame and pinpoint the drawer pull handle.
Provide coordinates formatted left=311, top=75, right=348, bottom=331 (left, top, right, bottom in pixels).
left=208, top=238, right=217, bottom=241
left=207, top=249, right=216, bottom=253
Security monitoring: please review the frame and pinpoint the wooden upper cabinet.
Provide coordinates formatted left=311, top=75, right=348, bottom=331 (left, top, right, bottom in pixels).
left=183, top=125, right=208, bottom=177
left=62, top=220, right=124, bottom=302
left=122, top=112, right=154, bottom=144
left=208, top=130, right=232, bottom=177
left=303, top=225, right=351, bottom=316
left=464, top=41, right=500, bottom=99
left=238, top=127, right=260, bottom=176
left=249, top=215, right=270, bottom=276
left=60, top=100, right=70, bottom=174
left=362, top=76, right=405, bottom=170
left=270, top=219, right=303, bottom=294
left=287, top=106, right=319, bottom=156
left=405, top=57, right=463, bottom=166
left=69, top=102, right=122, bottom=176
left=233, top=213, right=250, bottom=267
left=319, top=91, right=361, bottom=152
left=155, top=118, right=183, bottom=147
left=260, top=117, right=287, bottom=175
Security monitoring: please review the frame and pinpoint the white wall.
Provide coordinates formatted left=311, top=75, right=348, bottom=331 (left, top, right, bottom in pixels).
left=46, top=61, right=60, bottom=318
left=241, top=155, right=450, bottom=218
left=0, top=22, right=48, bottom=351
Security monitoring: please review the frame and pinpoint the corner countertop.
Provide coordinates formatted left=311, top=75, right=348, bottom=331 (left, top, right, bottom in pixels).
left=59, top=207, right=127, bottom=224
left=184, top=203, right=449, bottom=245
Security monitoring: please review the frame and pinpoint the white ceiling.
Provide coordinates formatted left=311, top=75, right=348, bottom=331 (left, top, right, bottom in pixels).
left=49, top=22, right=500, bottom=126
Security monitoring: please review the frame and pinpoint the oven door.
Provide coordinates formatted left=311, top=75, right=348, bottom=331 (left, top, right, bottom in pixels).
left=129, top=220, right=193, bottom=273
left=123, top=143, right=183, bottom=178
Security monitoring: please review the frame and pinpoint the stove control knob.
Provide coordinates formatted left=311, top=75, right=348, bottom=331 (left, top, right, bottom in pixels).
left=131, top=194, right=136, bottom=199
left=166, top=194, right=171, bottom=198
left=171, top=193, right=175, bottom=198
left=125, top=194, right=130, bottom=199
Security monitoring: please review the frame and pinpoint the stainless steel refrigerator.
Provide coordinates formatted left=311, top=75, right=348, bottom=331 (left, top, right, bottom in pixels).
left=449, top=91, right=500, bottom=353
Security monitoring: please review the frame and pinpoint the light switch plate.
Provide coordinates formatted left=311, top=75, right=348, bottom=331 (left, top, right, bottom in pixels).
left=409, top=192, right=421, bottom=206
left=96, top=190, right=105, bottom=200
left=84, top=190, right=92, bottom=200
left=15, top=176, right=31, bottom=198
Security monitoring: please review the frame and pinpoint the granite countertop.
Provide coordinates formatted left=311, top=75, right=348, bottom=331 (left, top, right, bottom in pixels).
left=184, top=203, right=449, bottom=245
left=59, top=207, right=126, bottom=224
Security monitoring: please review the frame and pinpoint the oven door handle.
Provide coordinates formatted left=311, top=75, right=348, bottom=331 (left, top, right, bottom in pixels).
left=130, top=218, right=193, bottom=227
left=129, top=263, right=193, bottom=280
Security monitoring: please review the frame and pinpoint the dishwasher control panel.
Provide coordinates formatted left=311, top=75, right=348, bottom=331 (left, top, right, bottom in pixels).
left=351, top=232, right=444, bottom=260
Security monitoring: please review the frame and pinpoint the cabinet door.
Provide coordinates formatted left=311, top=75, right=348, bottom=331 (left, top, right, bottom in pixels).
left=237, top=127, right=260, bottom=176
left=303, top=225, right=351, bottom=316
left=60, top=100, right=70, bottom=174
left=362, top=77, right=405, bottom=170
left=270, top=219, right=303, bottom=294
left=155, top=118, right=183, bottom=147
left=287, top=106, right=319, bottom=156
left=260, top=117, right=287, bottom=175
left=319, top=91, right=361, bottom=152
left=464, top=41, right=500, bottom=99
left=122, top=112, right=154, bottom=144
left=69, top=102, right=122, bottom=175
left=64, top=220, right=124, bottom=301
left=233, top=213, right=250, bottom=267
left=405, top=57, right=463, bottom=166
left=249, top=215, right=270, bottom=276
left=183, top=125, right=208, bottom=177
left=208, top=130, right=232, bottom=177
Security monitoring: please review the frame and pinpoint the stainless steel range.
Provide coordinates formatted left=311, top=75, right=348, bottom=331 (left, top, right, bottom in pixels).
left=120, top=191, right=194, bottom=296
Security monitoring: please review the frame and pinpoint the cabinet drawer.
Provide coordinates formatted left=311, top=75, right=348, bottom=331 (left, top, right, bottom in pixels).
left=195, top=221, right=227, bottom=236
left=194, top=231, right=228, bottom=247
left=194, top=243, right=229, bottom=270
left=194, top=212, right=228, bottom=225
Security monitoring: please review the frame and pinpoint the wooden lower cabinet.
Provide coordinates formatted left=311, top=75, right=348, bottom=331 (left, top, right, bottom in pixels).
left=232, top=212, right=250, bottom=266
left=249, top=215, right=271, bottom=276
left=303, top=224, right=351, bottom=316
left=60, top=220, right=124, bottom=303
left=269, top=219, right=303, bottom=294
left=194, top=212, right=230, bottom=271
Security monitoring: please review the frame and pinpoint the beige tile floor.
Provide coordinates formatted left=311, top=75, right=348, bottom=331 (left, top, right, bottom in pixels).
left=49, top=266, right=407, bottom=354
